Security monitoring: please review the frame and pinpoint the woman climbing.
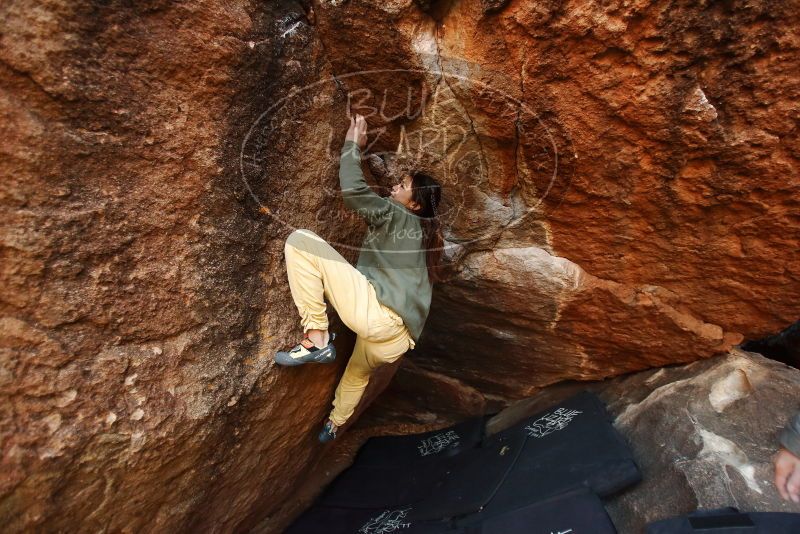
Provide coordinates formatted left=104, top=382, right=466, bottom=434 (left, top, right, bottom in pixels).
left=275, top=113, right=444, bottom=443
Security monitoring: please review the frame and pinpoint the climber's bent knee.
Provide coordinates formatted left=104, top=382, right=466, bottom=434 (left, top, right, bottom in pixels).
left=293, top=228, right=319, bottom=238
left=287, top=227, right=318, bottom=241
left=285, top=228, right=322, bottom=250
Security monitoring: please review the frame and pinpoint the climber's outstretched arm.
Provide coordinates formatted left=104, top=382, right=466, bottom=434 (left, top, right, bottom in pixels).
left=339, top=115, right=393, bottom=227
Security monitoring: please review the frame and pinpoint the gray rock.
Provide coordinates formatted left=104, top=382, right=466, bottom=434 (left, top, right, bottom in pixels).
left=487, top=349, right=800, bottom=533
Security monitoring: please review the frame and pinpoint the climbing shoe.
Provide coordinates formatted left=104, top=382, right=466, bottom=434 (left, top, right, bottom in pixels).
left=274, top=332, right=337, bottom=367
left=318, top=419, right=338, bottom=443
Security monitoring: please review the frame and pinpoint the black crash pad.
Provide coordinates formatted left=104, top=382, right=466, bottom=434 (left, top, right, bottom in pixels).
left=467, top=487, right=618, bottom=533
left=318, top=428, right=524, bottom=512
left=318, top=417, right=484, bottom=509
left=646, top=508, right=800, bottom=533
left=314, top=391, right=639, bottom=524
left=354, top=416, right=486, bottom=468
left=289, top=487, right=617, bottom=534
left=411, top=429, right=527, bottom=520
left=318, top=458, right=446, bottom=509
left=285, top=505, right=460, bottom=534
left=480, top=391, right=641, bottom=517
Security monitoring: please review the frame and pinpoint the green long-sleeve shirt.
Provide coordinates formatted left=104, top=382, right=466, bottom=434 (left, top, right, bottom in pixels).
left=339, top=140, right=431, bottom=343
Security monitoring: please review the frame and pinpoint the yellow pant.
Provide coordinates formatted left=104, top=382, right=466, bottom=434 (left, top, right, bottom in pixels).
left=284, top=229, right=415, bottom=427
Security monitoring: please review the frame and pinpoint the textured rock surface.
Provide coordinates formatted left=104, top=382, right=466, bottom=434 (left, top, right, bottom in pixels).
left=605, top=349, right=800, bottom=531
left=0, top=1, right=361, bottom=532
left=298, top=0, right=799, bottom=399
left=1, top=0, right=798, bottom=532
left=485, top=349, right=800, bottom=533
left=404, top=0, right=800, bottom=396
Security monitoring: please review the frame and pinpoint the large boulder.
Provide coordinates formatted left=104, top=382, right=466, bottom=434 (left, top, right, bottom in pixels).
left=0, top=1, right=359, bottom=531
left=300, top=0, right=799, bottom=396
left=1, top=0, right=798, bottom=532
left=401, top=0, right=799, bottom=393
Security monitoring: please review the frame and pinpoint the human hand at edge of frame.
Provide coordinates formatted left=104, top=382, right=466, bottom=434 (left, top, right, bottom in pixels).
left=774, top=447, right=800, bottom=503
left=345, top=114, right=368, bottom=150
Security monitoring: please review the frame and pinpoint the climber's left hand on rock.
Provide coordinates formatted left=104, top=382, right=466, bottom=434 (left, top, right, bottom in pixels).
left=346, top=113, right=368, bottom=150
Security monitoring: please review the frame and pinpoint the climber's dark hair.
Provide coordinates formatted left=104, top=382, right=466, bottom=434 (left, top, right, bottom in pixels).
left=410, top=171, right=444, bottom=285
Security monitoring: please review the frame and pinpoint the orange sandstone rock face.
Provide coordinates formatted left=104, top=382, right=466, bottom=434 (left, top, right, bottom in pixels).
left=310, top=0, right=798, bottom=400
left=1, top=0, right=798, bottom=532
left=0, top=1, right=361, bottom=532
